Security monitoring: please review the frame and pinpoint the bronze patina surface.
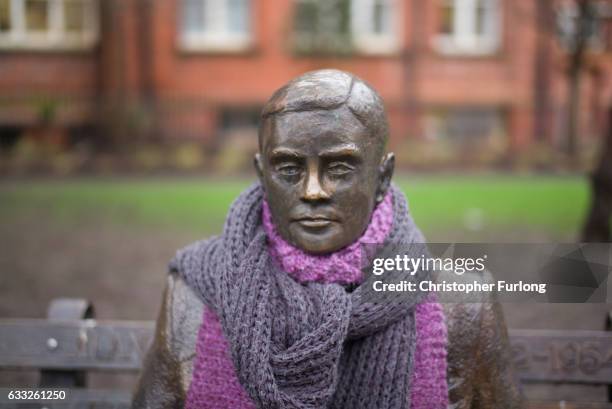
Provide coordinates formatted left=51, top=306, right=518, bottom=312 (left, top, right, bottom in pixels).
left=255, top=70, right=393, bottom=254
left=132, top=69, right=525, bottom=409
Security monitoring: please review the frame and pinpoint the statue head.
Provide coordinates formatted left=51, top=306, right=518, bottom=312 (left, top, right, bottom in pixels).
left=255, top=69, right=395, bottom=254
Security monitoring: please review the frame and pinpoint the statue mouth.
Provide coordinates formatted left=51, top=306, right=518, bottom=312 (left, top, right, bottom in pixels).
left=296, top=218, right=333, bottom=228
left=293, top=215, right=337, bottom=229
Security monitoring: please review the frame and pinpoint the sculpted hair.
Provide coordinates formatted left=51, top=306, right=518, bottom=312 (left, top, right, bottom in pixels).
left=258, top=69, right=389, bottom=152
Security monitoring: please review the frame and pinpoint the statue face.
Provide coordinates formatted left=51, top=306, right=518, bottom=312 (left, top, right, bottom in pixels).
left=256, top=106, right=394, bottom=254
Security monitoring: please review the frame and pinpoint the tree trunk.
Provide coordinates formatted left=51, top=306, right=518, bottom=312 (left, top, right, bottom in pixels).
left=582, top=107, right=612, bottom=241
left=566, top=65, right=581, bottom=159
left=565, top=0, right=594, bottom=162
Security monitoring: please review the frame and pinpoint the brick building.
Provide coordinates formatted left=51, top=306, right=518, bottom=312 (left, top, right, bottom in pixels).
left=0, top=0, right=611, bottom=162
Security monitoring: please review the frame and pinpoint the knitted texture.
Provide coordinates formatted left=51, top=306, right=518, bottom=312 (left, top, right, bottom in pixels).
left=172, top=182, right=434, bottom=409
left=187, top=307, right=255, bottom=409
left=185, top=190, right=448, bottom=409
left=188, top=300, right=448, bottom=409
left=410, top=297, right=448, bottom=409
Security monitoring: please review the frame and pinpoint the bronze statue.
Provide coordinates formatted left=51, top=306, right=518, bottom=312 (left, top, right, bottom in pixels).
left=133, top=69, right=525, bottom=409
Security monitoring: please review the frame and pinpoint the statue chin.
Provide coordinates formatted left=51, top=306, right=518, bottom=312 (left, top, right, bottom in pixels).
left=286, top=221, right=361, bottom=255
left=294, top=241, right=345, bottom=255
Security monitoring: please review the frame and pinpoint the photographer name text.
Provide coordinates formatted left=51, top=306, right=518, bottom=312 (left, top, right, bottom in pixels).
left=371, top=255, right=547, bottom=294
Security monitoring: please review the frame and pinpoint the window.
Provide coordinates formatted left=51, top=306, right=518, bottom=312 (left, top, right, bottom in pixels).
left=557, top=0, right=610, bottom=53
left=220, top=106, right=261, bottom=131
left=435, top=0, right=501, bottom=55
left=0, top=0, right=98, bottom=50
left=425, top=107, right=506, bottom=144
left=293, top=0, right=400, bottom=55
left=180, top=0, right=251, bottom=51
left=293, top=0, right=351, bottom=54
left=351, top=0, right=399, bottom=53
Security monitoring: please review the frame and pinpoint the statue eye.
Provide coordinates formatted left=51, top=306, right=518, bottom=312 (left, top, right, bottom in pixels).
left=277, top=164, right=301, bottom=176
left=328, top=162, right=354, bottom=176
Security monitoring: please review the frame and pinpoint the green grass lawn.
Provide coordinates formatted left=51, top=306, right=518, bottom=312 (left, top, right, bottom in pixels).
left=0, top=175, right=590, bottom=239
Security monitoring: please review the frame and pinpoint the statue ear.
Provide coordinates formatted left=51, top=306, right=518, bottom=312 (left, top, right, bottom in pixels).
left=376, top=152, right=395, bottom=203
left=254, top=153, right=264, bottom=182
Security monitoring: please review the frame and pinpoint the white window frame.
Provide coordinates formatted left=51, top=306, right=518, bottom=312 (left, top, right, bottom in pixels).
left=0, top=0, right=99, bottom=50
left=179, top=0, right=252, bottom=52
left=351, top=0, right=401, bottom=54
left=435, top=0, right=501, bottom=56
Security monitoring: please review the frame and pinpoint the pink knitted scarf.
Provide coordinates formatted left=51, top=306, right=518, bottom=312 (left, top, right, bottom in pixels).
left=186, top=194, right=448, bottom=409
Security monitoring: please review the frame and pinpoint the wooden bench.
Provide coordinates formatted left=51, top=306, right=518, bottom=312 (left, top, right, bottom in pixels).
left=0, top=299, right=611, bottom=409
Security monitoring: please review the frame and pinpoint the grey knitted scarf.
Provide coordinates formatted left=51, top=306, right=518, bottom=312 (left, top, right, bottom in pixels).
left=171, top=182, right=430, bottom=409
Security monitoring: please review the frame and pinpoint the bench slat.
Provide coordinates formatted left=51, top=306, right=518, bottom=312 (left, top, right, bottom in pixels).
left=528, top=401, right=612, bottom=409
left=2, top=393, right=610, bottom=409
left=0, top=320, right=154, bottom=371
left=509, top=329, right=612, bottom=385
left=1, top=320, right=612, bottom=386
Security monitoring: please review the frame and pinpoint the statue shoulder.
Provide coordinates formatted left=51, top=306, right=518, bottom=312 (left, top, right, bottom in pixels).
left=132, top=272, right=204, bottom=408
left=163, top=271, right=205, bottom=362
left=439, top=270, right=492, bottom=387
left=439, top=269, right=497, bottom=340
left=438, top=269, right=525, bottom=409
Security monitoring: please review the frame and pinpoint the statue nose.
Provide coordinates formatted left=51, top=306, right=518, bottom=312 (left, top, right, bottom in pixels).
left=303, top=172, right=330, bottom=201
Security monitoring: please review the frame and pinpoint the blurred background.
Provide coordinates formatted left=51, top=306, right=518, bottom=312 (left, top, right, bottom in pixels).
left=1, top=0, right=612, bottom=401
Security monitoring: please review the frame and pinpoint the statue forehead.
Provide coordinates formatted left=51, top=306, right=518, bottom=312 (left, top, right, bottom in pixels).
left=261, top=108, right=377, bottom=152
left=262, top=70, right=353, bottom=117
left=259, top=69, right=388, bottom=156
